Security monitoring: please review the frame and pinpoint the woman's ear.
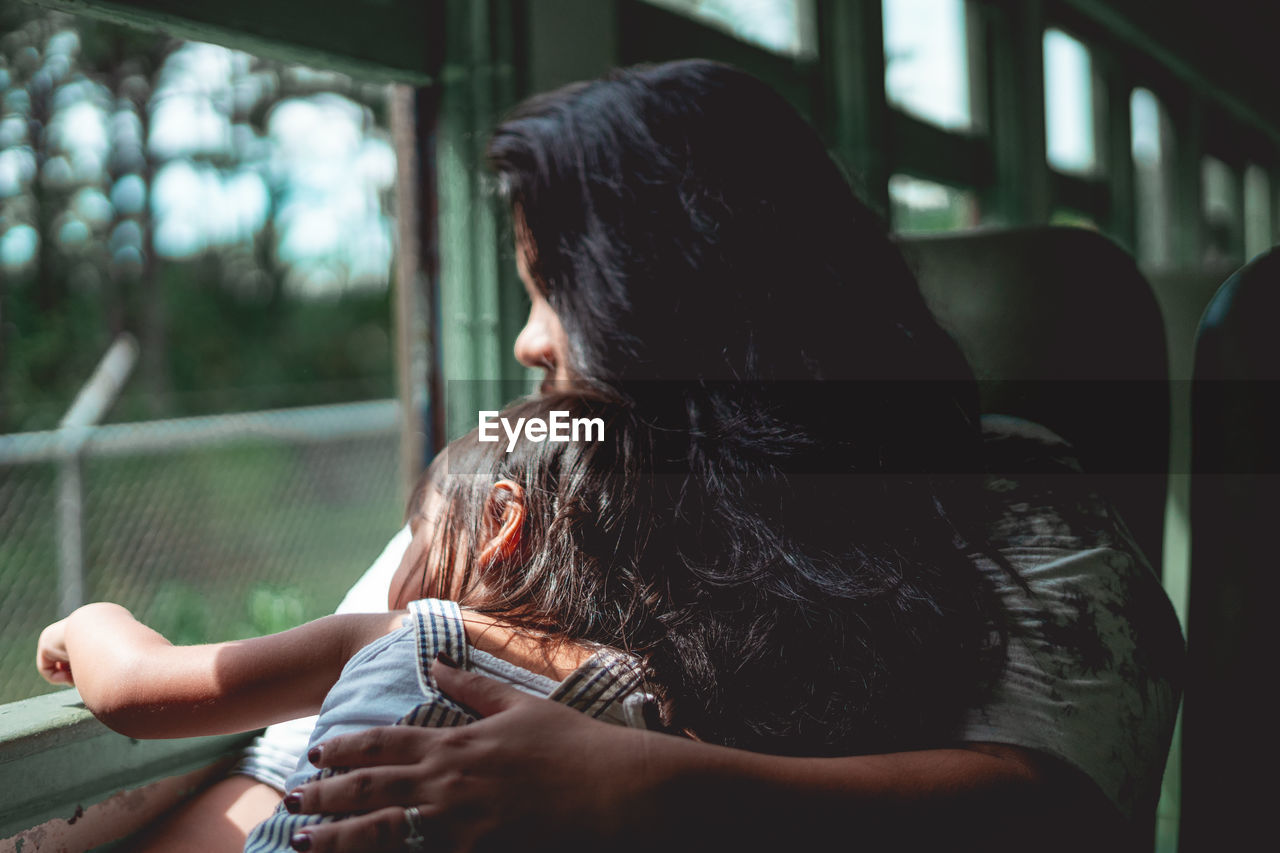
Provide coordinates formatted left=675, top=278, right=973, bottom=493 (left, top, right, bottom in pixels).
left=476, top=479, right=525, bottom=565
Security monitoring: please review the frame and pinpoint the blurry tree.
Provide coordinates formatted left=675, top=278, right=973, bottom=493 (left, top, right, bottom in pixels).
left=0, top=5, right=396, bottom=432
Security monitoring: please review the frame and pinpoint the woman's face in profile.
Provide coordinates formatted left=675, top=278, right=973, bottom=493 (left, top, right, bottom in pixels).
left=513, top=236, right=573, bottom=391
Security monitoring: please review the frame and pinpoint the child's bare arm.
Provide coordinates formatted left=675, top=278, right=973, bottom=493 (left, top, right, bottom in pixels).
left=36, top=602, right=405, bottom=739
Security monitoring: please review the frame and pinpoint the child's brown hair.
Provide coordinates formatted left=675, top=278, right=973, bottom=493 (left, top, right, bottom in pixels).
left=402, top=392, right=661, bottom=656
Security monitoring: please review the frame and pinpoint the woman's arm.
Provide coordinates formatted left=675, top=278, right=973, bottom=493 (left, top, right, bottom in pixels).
left=286, top=663, right=1127, bottom=853
left=37, top=602, right=404, bottom=739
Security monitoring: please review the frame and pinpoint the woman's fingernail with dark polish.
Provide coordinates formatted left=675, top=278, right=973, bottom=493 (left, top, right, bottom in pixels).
left=435, top=651, right=458, bottom=668
left=290, top=832, right=312, bottom=851
left=307, top=745, right=323, bottom=764
left=283, top=792, right=303, bottom=814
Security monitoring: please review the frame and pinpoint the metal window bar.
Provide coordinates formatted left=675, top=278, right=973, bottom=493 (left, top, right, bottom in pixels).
left=0, top=400, right=400, bottom=467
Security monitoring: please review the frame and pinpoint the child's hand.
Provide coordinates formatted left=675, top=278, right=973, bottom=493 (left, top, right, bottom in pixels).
left=37, top=618, right=74, bottom=685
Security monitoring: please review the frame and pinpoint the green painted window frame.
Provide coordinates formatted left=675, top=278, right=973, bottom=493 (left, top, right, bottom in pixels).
left=0, top=690, right=254, bottom=849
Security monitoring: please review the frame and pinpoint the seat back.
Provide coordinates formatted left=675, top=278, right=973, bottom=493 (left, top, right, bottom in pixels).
left=1180, top=248, right=1280, bottom=850
left=900, top=226, right=1171, bottom=572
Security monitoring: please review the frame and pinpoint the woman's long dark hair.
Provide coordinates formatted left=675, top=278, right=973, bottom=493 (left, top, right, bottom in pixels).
left=486, top=60, right=1005, bottom=755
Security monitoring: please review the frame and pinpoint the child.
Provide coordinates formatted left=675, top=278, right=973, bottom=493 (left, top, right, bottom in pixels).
left=37, top=393, right=662, bottom=852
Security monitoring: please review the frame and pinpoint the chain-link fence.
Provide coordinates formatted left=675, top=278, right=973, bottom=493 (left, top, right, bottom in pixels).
left=0, top=401, right=405, bottom=705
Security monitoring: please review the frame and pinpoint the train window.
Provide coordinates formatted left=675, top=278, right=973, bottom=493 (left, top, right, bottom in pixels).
left=1201, top=155, right=1241, bottom=263
left=1243, top=164, right=1272, bottom=260
left=642, top=0, right=817, bottom=57
left=1131, top=87, right=1174, bottom=267
left=0, top=8, right=400, bottom=708
left=1043, top=28, right=1097, bottom=175
left=888, top=173, right=980, bottom=233
left=882, top=0, right=974, bottom=131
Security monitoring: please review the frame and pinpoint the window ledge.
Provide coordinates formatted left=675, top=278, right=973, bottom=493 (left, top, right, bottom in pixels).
left=0, top=689, right=256, bottom=851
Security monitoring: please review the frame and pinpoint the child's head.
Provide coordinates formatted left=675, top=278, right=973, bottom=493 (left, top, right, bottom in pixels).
left=388, top=393, right=659, bottom=652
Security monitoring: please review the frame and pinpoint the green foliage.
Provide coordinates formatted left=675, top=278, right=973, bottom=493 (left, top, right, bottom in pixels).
left=105, top=256, right=393, bottom=422
left=1, top=4, right=396, bottom=432
left=1, top=6, right=406, bottom=708
left=147, top=581, right=211, bottom=646
left=238, top=585, right=308, bottom=639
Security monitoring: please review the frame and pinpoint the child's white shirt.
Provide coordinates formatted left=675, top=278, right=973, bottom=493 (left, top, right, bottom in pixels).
left=233, top=524, right=411, bottom=792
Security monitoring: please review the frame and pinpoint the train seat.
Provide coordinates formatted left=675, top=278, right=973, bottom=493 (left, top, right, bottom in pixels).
left=1179, top=247, right=1280, bottom=851
left=901, top=225, right=1171, bottom=572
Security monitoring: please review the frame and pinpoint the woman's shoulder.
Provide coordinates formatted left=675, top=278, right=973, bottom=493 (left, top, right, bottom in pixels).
left=980, top=414, right=1082, bottom=476
left=969, top=416, right=1185, bottom=823
left=978, top=415, right=1137, bottom=556
left=975, top=415, right=1183, bottom=696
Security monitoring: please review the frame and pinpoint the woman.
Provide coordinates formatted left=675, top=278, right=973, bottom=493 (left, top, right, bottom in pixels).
left=140, top=60, right=1182, bottom=852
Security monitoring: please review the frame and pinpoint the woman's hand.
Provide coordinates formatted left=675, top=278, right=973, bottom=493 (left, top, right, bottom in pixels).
left=36, top=617, right=74, bottom=685
left=287, top=661, right=665, bottom=853
left=285, top=663, right=1119, bottom=853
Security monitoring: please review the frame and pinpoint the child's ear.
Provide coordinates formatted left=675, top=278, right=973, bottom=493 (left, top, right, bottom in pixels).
left=476, top=479, right=525, bottom=565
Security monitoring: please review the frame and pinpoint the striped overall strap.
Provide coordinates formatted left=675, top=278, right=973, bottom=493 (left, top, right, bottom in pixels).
left=398, top=598, right=473, bottom=727
left=407, top=598, right=643, bottom=721
left=547, top=646, right=645, bottom=719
